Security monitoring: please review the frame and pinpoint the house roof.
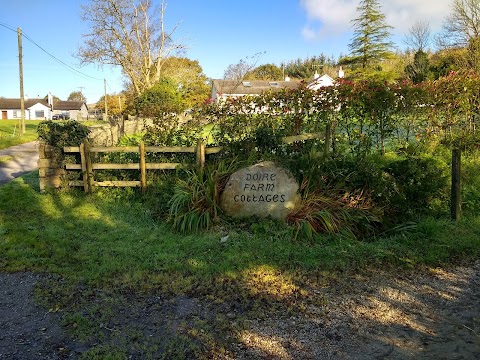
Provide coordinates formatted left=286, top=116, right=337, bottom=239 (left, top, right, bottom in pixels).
left=212, top=79, right=301, bottom=96
left=0, top=98, right=49, bottom=109
left=0, top=98, right=87, bottom=111
left=53, top=100, right=86, bottom=111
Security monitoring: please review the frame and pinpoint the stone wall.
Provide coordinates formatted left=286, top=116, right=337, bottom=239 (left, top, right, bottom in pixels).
left=38, top=143, right=65, bottom=192
left=87, top=117, right=153, bottom=146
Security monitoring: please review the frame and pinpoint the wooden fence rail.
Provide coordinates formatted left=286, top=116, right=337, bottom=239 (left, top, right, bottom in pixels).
left=62, top=133, right=324, bottom=193
left=63, top=140, right=218, bottom=193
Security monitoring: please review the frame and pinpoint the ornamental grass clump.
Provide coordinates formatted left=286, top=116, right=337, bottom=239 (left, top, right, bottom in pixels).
left=168, top=159, right=239, bottom=233
left=287, top=186, right=381, bottom=241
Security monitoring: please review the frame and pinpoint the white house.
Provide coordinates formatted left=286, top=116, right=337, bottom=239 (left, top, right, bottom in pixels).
left=211, top=79, right=301, bottom=102
left=306, top=72, right=335, bottom=91
left=0, top=98, right=88, bottom=120
left=0, top=98, right=51, bottom=120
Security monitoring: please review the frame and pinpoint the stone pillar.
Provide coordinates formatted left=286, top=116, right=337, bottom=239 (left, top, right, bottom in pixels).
left=38, top=142, right=65, bottom=192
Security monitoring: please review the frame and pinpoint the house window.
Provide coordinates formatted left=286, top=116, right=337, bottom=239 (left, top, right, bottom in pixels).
left=242, top=81, right=252, bottom=87
left=13, top=110, right=20, bottom=118
left=35, top=110, right=45, bottom=118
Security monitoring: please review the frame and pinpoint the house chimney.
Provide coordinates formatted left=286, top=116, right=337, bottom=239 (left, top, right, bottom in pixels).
left=284, top=75, right=290, bottom=82
left=48, top=92, right=53, bottom=111
left=313, top=71, right=320, bottom=80
left=338, top=66, right=345, bottom=79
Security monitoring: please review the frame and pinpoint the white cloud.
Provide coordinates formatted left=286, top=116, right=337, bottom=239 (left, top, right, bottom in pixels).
left=300, top=0, right=452, bottom=40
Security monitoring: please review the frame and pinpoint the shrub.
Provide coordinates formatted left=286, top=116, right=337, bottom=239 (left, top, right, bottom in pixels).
left=385, top=154, right=449, bottom=217
left=37, top=120, right=90, bottom=150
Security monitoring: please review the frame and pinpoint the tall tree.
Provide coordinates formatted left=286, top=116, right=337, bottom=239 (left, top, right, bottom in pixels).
left=284, top=55, right=337, bottom=80
left=77, top=0, right=185, bottom=96
left=67, top=91, right=87, bottom=102
left=349, top=0, right=394, bottom=69
left=404, top=20, right=431, bottom=51
left=223, top=59, right=253, bottom=80
left=161, top=57, right=210, bottom=108
left=439, top=0, right=480, bottom=48
left=405, top=50, right=431, bottom=83
left=223, top=52, right=265, bottom=80
left=96, top=93, right=126, bottom=116
left=133, top=79, right=185, bottom=117
left=244, top=64, right=283, bottom=80
left=438, top=0, right=480, bottom=71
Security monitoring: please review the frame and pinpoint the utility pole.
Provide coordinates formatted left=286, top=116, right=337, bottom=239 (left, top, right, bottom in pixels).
left=78, top=86, right=85, bottom=101
left=17, top=28, right=25, bottom=135
left=104, top=79, right=108, bottom=122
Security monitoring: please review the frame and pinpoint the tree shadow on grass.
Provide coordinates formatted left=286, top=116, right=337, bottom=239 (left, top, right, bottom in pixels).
left=2, top=178, right=480, bottom=358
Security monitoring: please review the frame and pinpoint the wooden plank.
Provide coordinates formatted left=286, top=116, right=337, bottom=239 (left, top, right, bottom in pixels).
left=68, top=180, right=84, bottom=187
left=324, top=122, right=331, bottom=157
left=144, top=146, right=196, bottom=153
left=90, top=146, right=139, bottom=153
left=95, top=181, right=142, bottom=187
left=65, top=164, right=82, bottom=170
left=80, top=142, right=89, bottom=193
left=64, top=146, right=80, bottom=153
left=205, top=146, right=223, bottom=154
left=146, top=163, right=180, bottom=170
left=38, top=158, right=52, bottom=168
left=451, top=148, right=461, bottom=221
left=85, top=141, right=94, bottom=193
left=140, top=142, right=146, bottom=192
left=283, top=132, right=324, bottom=144
left=92, top=163, right=140, bottom=170
left=196, top=140, right=205, bottom=170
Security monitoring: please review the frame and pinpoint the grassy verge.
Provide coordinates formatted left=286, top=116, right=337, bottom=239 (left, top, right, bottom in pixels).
left=1, top=173, right=480, bottom=357
left=3, top=176, right=479, bottom=288
left=0, top=120, right=42, bottom=149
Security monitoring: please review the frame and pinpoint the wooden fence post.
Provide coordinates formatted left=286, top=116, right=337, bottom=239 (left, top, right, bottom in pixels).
left=79, top=142, right=89, bottom=193
left=82, top=140, right=94, bottom=193
left=451, top=148, right=461, bottom=221
left=324, top=121, right=331, bottom=157
left=140, top=141, right=146, bottom=192
left=196, top=140, right=205, bottom=170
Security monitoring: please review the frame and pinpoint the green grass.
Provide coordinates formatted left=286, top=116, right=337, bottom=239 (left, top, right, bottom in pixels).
left=1, top=173, right=480, bottom=292
left=2, top=172, right=480, bottom=357
left=0, top=120, right=42, bottom=149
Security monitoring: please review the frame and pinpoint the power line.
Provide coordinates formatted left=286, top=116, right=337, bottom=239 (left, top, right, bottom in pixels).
left=0, top=22, right=16, bottom=32
left=0, top=22, right=104, bottom=81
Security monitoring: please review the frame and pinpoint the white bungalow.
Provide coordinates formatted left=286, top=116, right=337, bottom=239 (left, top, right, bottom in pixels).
left=0, top=98, right=51, bottom=120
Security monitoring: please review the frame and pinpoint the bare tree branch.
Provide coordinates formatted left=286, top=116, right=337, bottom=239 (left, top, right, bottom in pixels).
left=77, top=0, right=187, bottom=96
left=404, top=20, right=431, bottom=51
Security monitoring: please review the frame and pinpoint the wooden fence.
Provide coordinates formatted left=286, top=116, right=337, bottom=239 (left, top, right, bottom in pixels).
left=62, top=133, right=324, bottom=193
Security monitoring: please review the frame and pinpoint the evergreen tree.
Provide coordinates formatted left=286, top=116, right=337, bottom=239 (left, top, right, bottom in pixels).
left=405, top=50, right=431, bottom=84
left=349, top=0, right=394, bottom=69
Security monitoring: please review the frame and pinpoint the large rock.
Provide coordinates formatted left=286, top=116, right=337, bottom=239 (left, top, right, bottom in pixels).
left=220, top=162, right=301, bottom=220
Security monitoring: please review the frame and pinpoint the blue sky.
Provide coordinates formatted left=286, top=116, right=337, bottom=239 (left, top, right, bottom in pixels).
left=0, top=0, right=451, bottom=104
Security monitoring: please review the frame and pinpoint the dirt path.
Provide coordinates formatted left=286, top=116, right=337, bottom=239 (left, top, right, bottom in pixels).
left=0, top=273, right=83, bottom=359
left=240, top=261, right=480, bottom=359
left=0, top=142, right=39, bottom=185
left=1, top=262, right=479, bottom=359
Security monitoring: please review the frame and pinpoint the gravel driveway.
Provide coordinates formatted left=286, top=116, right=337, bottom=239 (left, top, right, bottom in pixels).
left=1, top=262, right=479, bottom=359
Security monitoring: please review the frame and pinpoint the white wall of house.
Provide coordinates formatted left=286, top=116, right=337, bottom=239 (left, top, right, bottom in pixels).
left=27, top=103, right=51, bottom=120
left=2, top=105, right=50, bottom=120
left=307, top=74, right=335, bottom=91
